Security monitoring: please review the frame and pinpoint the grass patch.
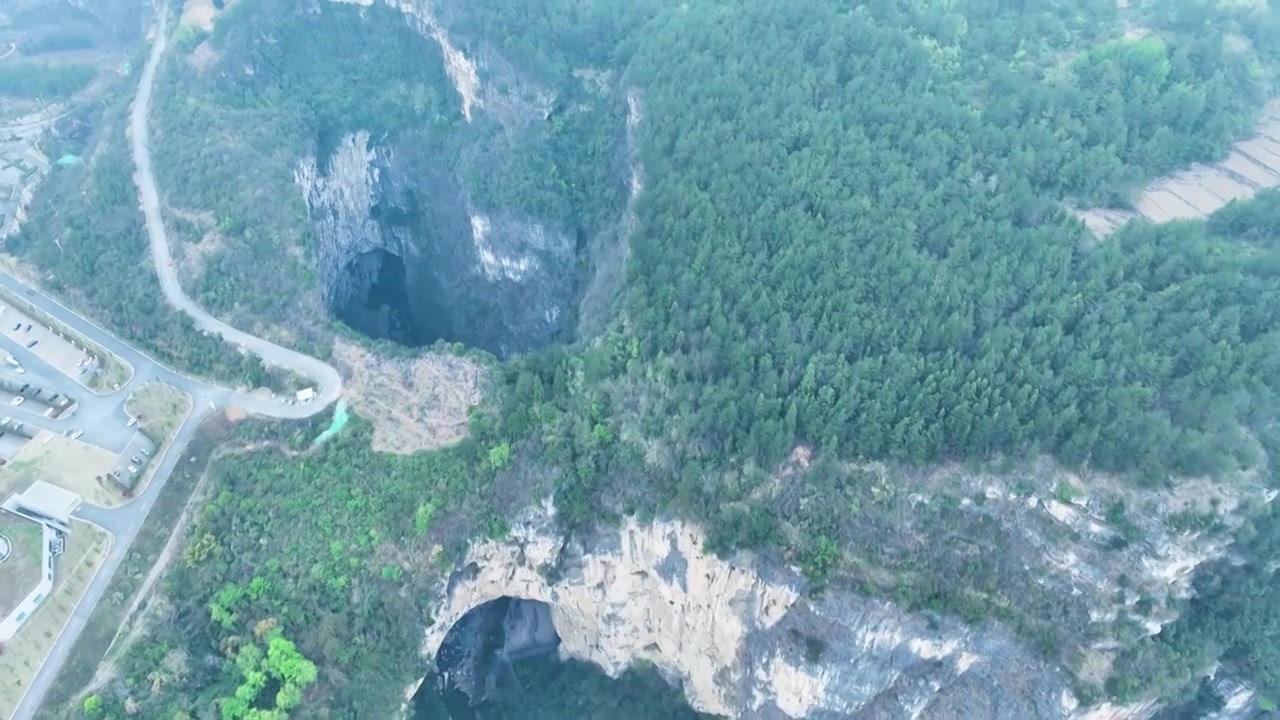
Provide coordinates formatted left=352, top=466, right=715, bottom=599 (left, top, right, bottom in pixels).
left=0, top=520, right=109, bottom=720
left=125, top=383, right=192, bottom=443
left=0, top=433, right=122, bottom=508
left=0, top=510, right=45, bottom=615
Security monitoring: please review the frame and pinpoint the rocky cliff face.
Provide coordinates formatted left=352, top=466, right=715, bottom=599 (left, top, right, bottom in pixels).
left=302, top=0, right=626, bottom=356
left=421, top=503, right=1074, bottom=719
left=294, top=130, right=577, bottom=356
left=417, top=459, right=1271, bottom=720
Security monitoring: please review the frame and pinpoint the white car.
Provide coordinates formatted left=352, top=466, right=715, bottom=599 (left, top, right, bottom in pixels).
left=126, top=417, right=138, bottom=428
left=43, top=407, right=54, bottom=418
left=70, top=430, right=83, bottom=440
left=10, top=396, right=23, bottom=407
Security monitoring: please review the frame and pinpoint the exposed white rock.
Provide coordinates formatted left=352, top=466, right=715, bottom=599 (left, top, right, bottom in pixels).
left=1070, top=700, right=1159, bottom=720
left=426, top=505, right=799, bottom=716
left=469, top=213, right=537, bottom=281
left=293, top=131, right=390, bottom=309
left=424, top=500, right=1084, bottom=719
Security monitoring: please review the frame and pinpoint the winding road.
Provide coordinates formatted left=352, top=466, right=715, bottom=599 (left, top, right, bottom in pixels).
left=8, top=2, right=344, bottom=717
left=128, top=6, right=342, bottom=412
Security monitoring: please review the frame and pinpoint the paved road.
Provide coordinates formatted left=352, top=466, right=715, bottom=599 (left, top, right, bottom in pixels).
left=7, top=2, right=348, bottom=716
left=128, top=1, right=342, bottom=412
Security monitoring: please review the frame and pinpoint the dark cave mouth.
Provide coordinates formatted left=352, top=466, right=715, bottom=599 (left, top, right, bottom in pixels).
left=414, top=596, right=711, bottom=720
left=335, top=248, right=434, bottom=347
left=415, top=597, right=562, bottom=719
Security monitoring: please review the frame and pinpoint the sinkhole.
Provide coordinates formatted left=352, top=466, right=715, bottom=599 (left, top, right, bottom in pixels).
left=335, top=248, right=430, bottom=347
left=413, top=596, right=712, bottom=719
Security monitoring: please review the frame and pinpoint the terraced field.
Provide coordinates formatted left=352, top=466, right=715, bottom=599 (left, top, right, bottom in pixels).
left=1076, top=100, right=1280, bottom=237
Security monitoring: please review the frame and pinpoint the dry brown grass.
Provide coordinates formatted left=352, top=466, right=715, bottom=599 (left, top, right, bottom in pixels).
left=0, top=510, right=43, bottom=616
left=332, top=339, right=485, bottom=454
left=0, top=433, right=121, bottom=508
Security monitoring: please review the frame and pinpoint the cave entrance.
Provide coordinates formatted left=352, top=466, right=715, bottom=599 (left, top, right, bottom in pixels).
left=414, top=596, right=561, bottom=719
left=413, top=596, right=715, bottom=719
left=336, top=249, right=426, bottom=346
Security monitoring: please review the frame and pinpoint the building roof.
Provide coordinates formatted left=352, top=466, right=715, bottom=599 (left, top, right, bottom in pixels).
left=13, top=481, right=81, bottom=520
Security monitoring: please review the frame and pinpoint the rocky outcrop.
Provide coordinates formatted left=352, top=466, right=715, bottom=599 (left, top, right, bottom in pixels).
left=424, top=502, right=1080, bottom=719
left=420, top=457, right=1274, bottom=720
left=294, top=130, right=579, bottom=356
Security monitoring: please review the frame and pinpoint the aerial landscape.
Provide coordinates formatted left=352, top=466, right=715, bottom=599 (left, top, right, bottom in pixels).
left=2, top=0, right=1280, bottom=718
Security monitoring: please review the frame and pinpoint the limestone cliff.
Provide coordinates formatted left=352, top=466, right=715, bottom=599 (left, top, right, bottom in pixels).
left=418, top=457, right=1271, bottom=720
left=301, top=0, right=627, bottom=356
left=422, top=502, right=1072, bottom=719
left=294, top=127, right=581, bottom=356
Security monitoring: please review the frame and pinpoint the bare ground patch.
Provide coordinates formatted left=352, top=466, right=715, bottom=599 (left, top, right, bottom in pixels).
left=0, top=432, right=121, bottom=508
left=179, top=0, right=234, bottom=33
left=332, top=339, right=484, bottom=454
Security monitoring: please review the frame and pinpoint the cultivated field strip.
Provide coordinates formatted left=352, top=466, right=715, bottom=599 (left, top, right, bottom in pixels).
left=1077, top=100, right=1280, bottom=238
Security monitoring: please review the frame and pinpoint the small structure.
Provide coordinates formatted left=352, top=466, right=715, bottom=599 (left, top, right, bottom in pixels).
left=295, top=387, right=317, bottom=403
left=3, top=481, right=80, bottom=526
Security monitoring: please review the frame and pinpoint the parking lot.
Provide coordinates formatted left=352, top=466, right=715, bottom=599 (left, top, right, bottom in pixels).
left=0, top=302, right=100, bottom=388
left=107, top=432, right=155, bottom=491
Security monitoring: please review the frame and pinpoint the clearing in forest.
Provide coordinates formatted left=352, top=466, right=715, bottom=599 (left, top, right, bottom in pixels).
left=1075, top=100, right=1280, bottom=238
left=332, top=339, right=484, bottom=454
left=0, top=519, right=109, bottom=720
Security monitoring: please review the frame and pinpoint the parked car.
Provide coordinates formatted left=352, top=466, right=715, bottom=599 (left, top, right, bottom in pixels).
left=23, top=324, right=31, bottom=332
left=10, top=323, right=18, bottom=331
left=43, top=408, right=54, bottom=418
left=140, top=447, right=151, bottom=457
left=10, top=396, right=23, bottom=406
left=70, top=430, right=83, bottom=440
left=130, top=456, right=142, bottom=465
left=126, top=417, right=138, bottom=428
left=14, top=366, right=23, bottom=374
left=127, top=465, right=138, bottom=474
left=25, top=340, right=37, bottom=349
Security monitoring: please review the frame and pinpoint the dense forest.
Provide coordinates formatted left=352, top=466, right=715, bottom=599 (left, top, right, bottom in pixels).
left=0, top=62, right=96, bottom=99
left=8, top=76, right=304, bottom=391
left=23, top=0, right=1280, bottom=717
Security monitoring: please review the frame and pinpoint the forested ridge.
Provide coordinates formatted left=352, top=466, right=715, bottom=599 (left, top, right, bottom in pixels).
left=24, top=0, right=1280, bottom=717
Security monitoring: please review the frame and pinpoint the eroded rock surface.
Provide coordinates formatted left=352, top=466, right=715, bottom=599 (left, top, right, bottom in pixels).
left=422, top=459, right=1271, bottom=720
left=425, top=504, right=1072, bottom=719
left=294, top=130, right=579, bottom=356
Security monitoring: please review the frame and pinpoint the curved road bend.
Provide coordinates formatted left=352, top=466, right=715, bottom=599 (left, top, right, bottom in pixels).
left=129, top=1, right=343, bottom=410
left=10, top=2, right=348, bottom=716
